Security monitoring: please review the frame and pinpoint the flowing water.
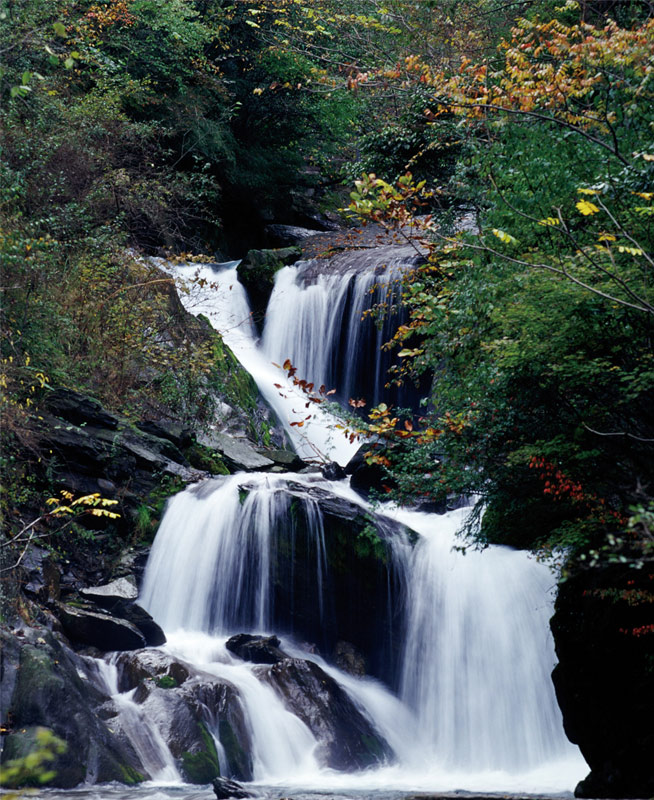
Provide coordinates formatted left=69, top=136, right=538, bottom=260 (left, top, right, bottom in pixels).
left=98, top=251, right=588, bottom=796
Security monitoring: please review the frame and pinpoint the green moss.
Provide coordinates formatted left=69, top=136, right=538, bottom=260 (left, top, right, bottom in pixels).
left=185, top=443, right=230, bottom=475
left=360, top=732, right=385, bottom=760
left=155, top=674, right=177, bottom=689
left=218, top=719, right=250, bottom=780
left=117, top=762, right=146, bottom=785
left=180, top=722, right=220, bottom=784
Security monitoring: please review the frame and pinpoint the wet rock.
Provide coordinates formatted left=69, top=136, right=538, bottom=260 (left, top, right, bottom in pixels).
left=212, top=776, right=253, bottom=799
left=262, top=657, right=392, bottom=770
left=114, top=649, right=190, bottom=693
left=57, top=604, right=146, bottom=651
left=0, top=629, right=146, bottom=787
left=322, top=461, right=346, bottom=481
left=132, top=674, right=252, bottom=782
left=197, top=431, right=274, bottom=472
left=345, top=444, right=395, bottom=499
left=226, top=634, right=288, bottom=665
left=264, top=224, right=321, bottom=246
left=264, top=449, right=305, bottom=472
left=334, top=641, right=366, bottom=677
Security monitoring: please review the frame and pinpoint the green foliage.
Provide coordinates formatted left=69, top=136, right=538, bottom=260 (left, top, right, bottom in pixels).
left=346, top=8, right=654, bottom=566
left=0, top=727, right=66, bottom=789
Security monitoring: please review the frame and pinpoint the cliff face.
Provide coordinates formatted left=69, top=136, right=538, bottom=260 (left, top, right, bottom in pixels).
left=551, top=563, right=654, bottom=798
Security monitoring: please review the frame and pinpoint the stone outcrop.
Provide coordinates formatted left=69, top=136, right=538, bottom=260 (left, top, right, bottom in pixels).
left=0, top=628, right=146, bottom=787
left=551, top=563, right=654, bottom=799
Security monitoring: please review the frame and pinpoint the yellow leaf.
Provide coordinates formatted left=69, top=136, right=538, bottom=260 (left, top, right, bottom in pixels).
left=576, top=200, right=600, bottom=216
left=538, top=217, right=559, bottom=226
left=491, top=228, right=518, bottom=245
left=618, top=245, right=644, bottom=256
left=597, top=232, right=616, bottom=242
left=577, top=187, right=599, bottom=195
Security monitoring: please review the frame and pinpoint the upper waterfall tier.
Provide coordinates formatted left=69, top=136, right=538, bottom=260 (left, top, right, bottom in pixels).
left=262, top=245, right=426, bottom=412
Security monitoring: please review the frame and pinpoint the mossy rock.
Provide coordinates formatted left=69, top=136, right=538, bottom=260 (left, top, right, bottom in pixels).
left=179, top=723, right=220, bottom=784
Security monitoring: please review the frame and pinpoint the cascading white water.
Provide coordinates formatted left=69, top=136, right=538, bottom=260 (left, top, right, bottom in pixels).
left=137, top=250, right=588, bottom=793
left=91, top=658, right=182, bottom=784
left=261, top=246, right=420, bottom=409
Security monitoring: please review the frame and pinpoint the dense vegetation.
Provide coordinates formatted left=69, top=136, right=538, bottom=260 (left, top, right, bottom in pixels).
left=1, top=0, right=652, bottom=570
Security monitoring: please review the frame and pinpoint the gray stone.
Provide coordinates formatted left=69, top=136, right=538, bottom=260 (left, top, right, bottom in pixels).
left=197, top=431, right=274, bottom=471
left=81, top=577, right=138, bottom=603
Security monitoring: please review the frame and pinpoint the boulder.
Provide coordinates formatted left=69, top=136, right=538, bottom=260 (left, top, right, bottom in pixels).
left=114, top=649, right=190, bottom=693
left=262, top=657, right=392, bottom=770
left=345, top=444, right=395, bottom=499
left=212, top=777, right=253, bottom=799
left=57, top=604, right=146, bottom=651
left=226, top=634, right=288, bottom=665
left=264, top=449, right=305, bottom=472
left=130, top=672, right=252, bottom=782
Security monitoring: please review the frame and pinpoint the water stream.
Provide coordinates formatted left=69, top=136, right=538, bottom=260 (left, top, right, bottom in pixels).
left=113, top=251, right=588, bottom=794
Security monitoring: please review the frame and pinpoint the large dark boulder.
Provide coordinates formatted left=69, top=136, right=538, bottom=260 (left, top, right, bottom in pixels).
left=226, top=634, right=288, bottom=665
left=0, top=628, right=145, bottom=787
left=551, top=563, right=654, bottom=798
left=261, top=657, right=392, bottom=770
left=79, top=582, right=166, bottom=647
left=57, top=604, right=147, bottom=651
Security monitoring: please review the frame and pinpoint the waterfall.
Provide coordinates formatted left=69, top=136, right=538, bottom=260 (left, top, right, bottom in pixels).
left=261, top=245, right=424, bottom=411
left=136, top=249, right=588, bottom=793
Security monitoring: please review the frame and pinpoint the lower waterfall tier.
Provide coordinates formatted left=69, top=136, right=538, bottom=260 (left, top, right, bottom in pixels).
left=132, top=472, right=587, bottom=791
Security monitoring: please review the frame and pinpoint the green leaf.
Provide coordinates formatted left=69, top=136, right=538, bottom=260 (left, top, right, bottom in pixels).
left=53, top=22, right=66, bottom=37
left=64, top=58, right=75, bottom=69
left=21, top=71, right=32, bottom=85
